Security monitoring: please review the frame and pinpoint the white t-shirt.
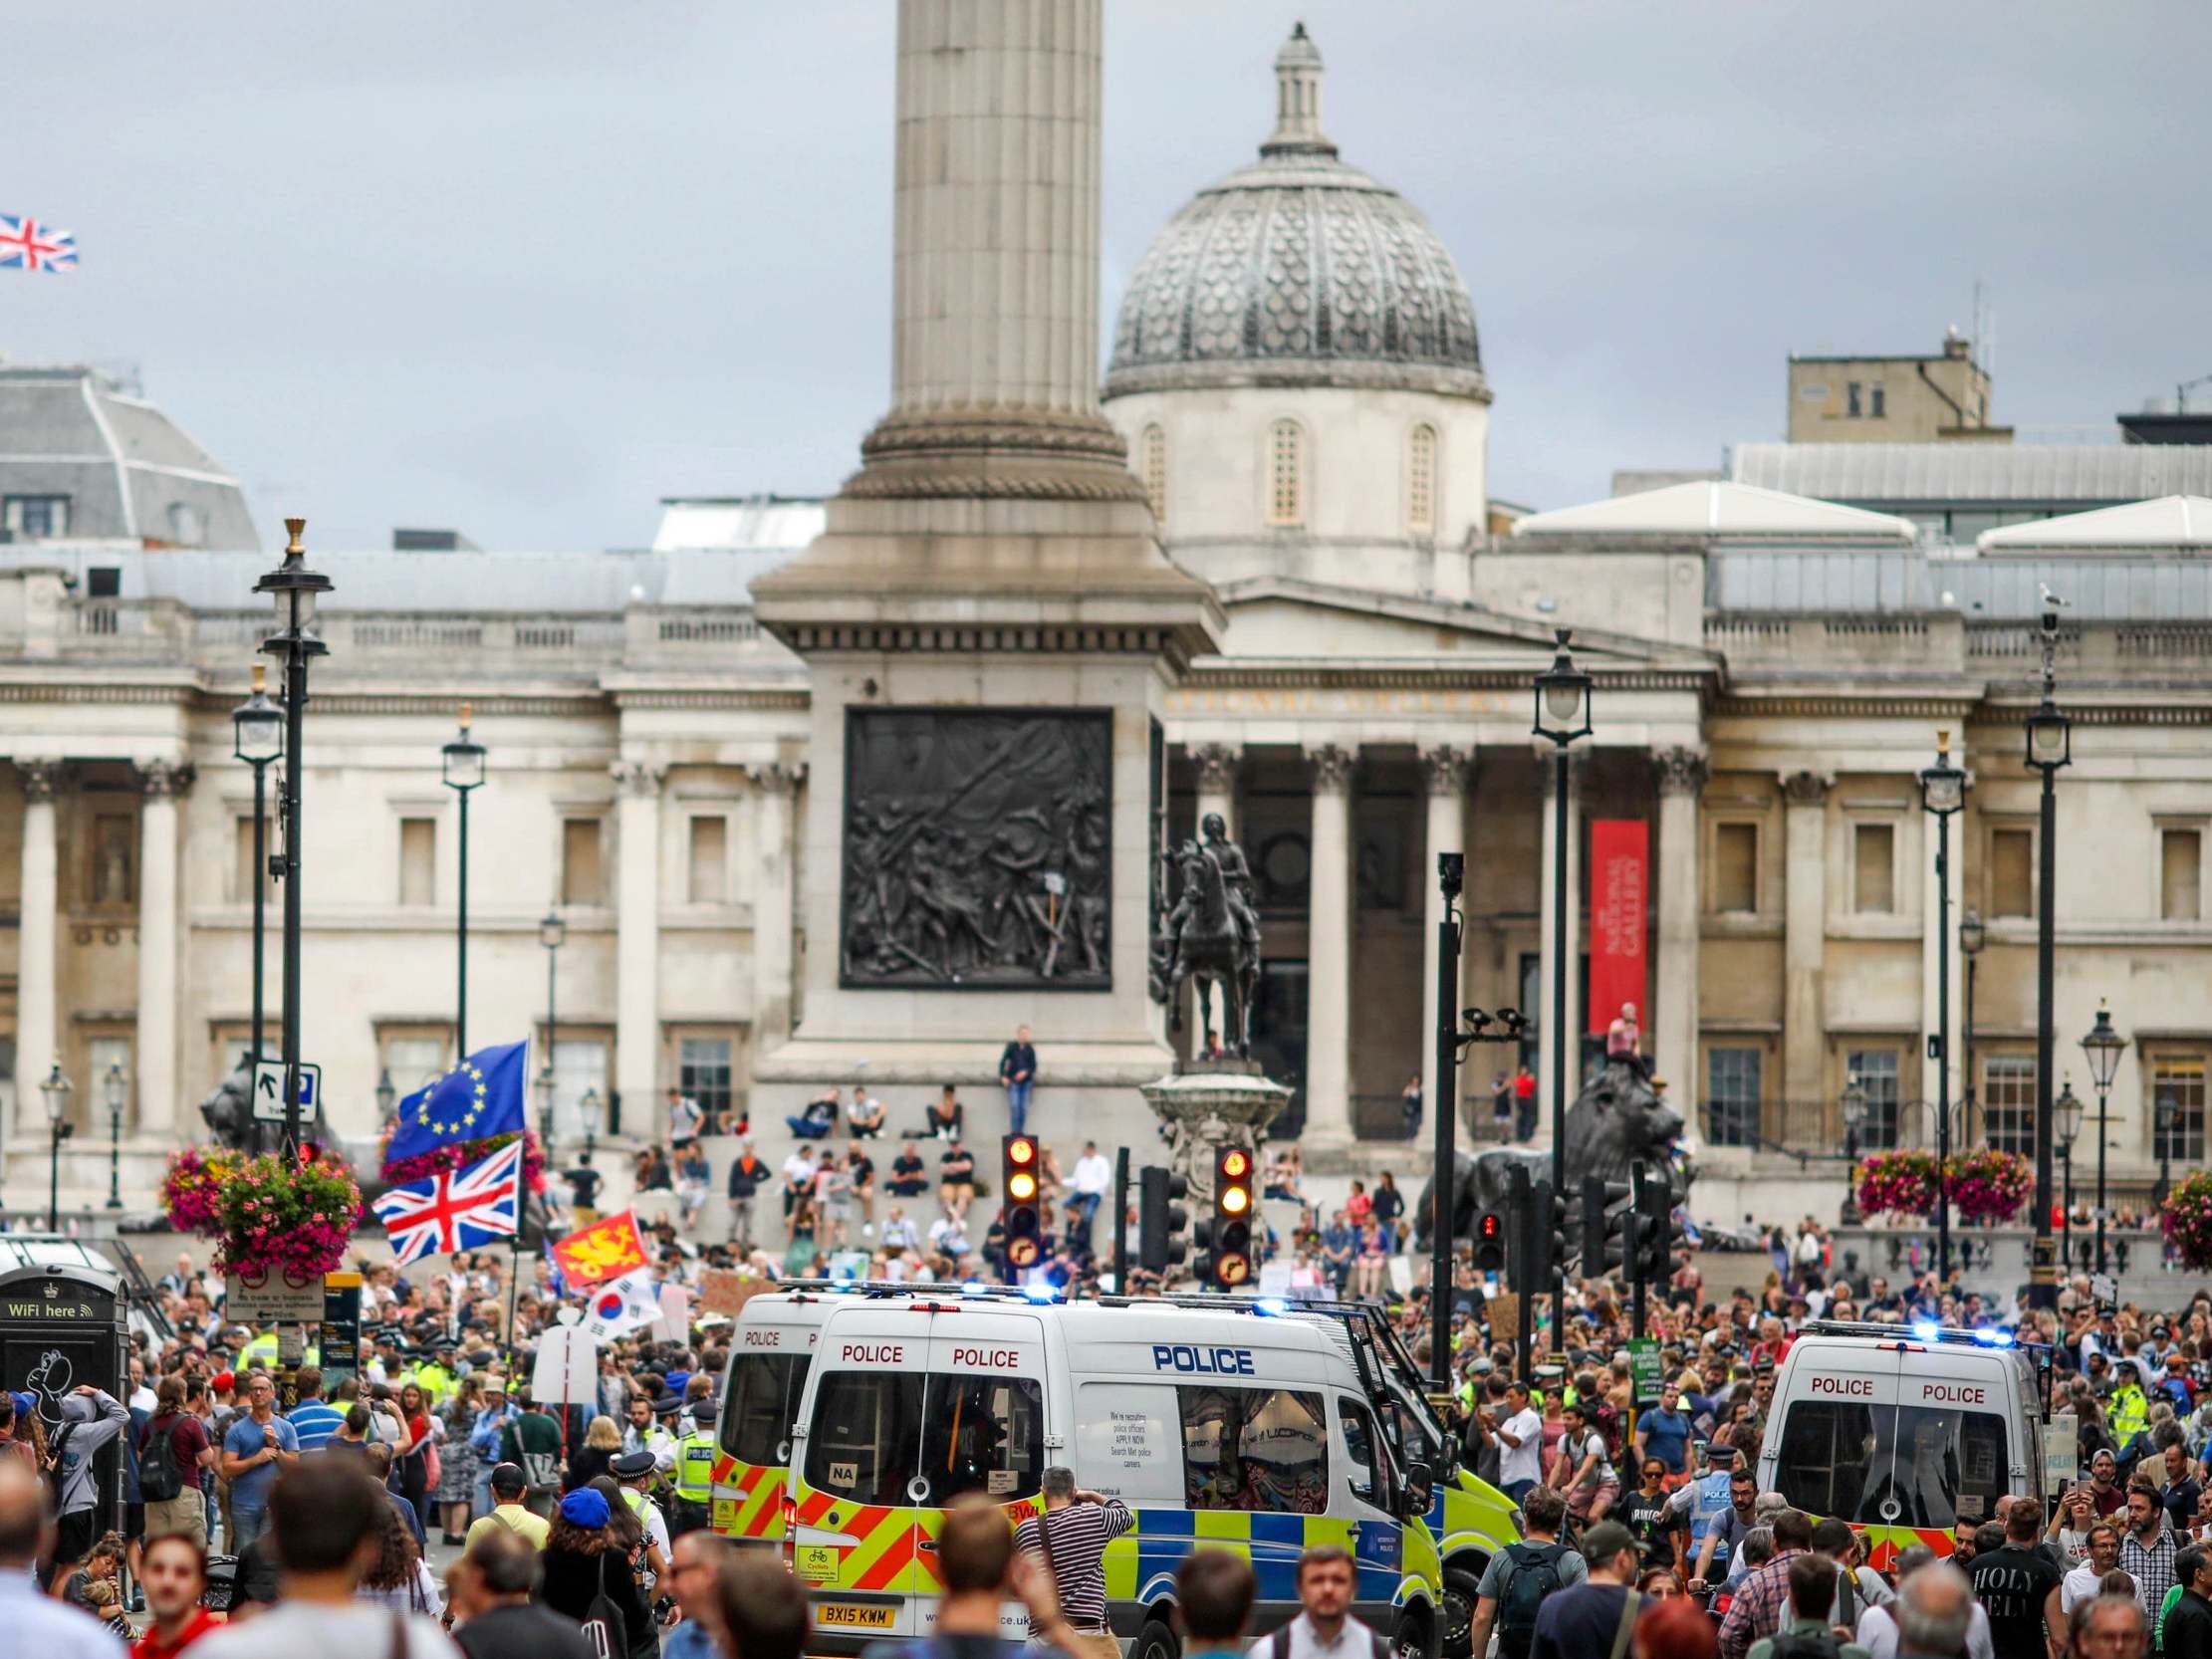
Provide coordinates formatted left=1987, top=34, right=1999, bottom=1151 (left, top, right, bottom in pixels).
left=1857, top=1596, right=1994, bottom=1659
left=2062, top=1561, right=2107, bottom=1614
left=195, top=1602, right=462, bottom=1659
left=1498, top=1406, right=1545, bottom=1485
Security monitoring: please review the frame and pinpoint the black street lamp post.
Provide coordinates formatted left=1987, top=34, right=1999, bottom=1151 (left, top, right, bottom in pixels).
left=255, top=518, right=331, bottom=1156
left=40, top=1061, right=72, bottom=1231
left=1840, top=1077, right=1867, bottom=1226
left=539, top=910, right=566, bottom=1146
left=2080, top=999, right=2125, bottom=1277
left=2056, top=1079, right=2084, bottom=1270
left=1959, top=909, right=1985, bottom=1145
left=231, top=663, right=284, bottom=1148
left=442, top=706, right=488, bottom=1059
left=1919, top=732, right=1967, bottom=1283
left=374, top=1068, right=397, bottom=1130
left=2024, top=601, right=2071, bottom=1307
left=103, top=1062, right=126, bottom=1210
left=580, top=1086, right=604, bottom=1162
left=1533, top=627, right=1593, bottom=1324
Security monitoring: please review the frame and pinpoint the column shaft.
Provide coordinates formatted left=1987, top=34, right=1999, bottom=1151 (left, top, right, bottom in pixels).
left=1654, top=750, right=1708, bottom=1105
left=134, top=762, right=190, bottom=1133
left=1420, top=747, right=1472, bottom=1139
left=1782, top=772, right=1832, bottom=1135
left=13, top=764, right=60, bottom=1141
left=614, top=762, right=665, bottom=1135
left=750, top=766, right=802, bottom=1053
left=1304, top=746, right=1354, bottom=1143
left=1538, top=755, right=1586, bottom=1112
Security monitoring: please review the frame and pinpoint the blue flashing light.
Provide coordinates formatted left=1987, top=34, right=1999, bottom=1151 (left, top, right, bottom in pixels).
left=1913, top=1320, right=1942, bottom=1343
left=1971, top=1326, right=2016, bottom=1347
left=1253, top=1298, right=1290, bottom=1316
left=1021, top=1282, right=1061, bottom=1304
left=962, top=1280, right=988, bottom=1295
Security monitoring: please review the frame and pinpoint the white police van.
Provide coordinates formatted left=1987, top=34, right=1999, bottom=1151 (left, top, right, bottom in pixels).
left=1754, top=1318, right=2048, bottom=1565
left=787, top=1293, right=1444, bottom=1658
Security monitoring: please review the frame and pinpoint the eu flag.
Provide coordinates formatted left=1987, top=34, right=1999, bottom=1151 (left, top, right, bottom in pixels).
left=383, top=1040, right=528, bottom=1168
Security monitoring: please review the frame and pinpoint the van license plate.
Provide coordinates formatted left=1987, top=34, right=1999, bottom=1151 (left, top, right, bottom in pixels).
left=819, top=1604, right=895, bottom=1629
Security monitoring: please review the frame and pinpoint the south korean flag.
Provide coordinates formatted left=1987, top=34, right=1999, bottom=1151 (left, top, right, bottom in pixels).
left=580, top=1267, right=661, bottom=1342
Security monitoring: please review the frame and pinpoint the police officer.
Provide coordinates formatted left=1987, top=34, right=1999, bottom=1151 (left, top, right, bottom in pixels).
left=611, top=1448, right=673, bottom=1600
left=1666, top=1441, right=1747, bottom=1596
left=669, top=1397, right=718, bottom=1540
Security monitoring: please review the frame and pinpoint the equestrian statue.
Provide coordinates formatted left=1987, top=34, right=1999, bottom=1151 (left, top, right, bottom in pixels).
left=1156, top=813, right=1264, bottom=1060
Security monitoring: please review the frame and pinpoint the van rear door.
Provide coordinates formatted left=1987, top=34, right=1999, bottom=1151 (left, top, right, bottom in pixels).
left=716, top=1302, right=823, bottom=1540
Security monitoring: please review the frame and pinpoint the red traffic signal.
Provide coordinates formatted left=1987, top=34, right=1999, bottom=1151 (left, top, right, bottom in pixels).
left=1002, top=1135, right=1044, bottom=1274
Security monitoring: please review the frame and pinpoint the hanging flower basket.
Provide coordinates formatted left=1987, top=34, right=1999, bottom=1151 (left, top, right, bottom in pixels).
left=164, top=1146, right=364, bottom=1279
left=381, top=1126, right=546, bottom=1193
left=1855, top=1148, right=1941, bottom=1218
left=1944, top=1147, right=2033, bottom=1224
left=2161, top=1172, right=2212, bottom=1272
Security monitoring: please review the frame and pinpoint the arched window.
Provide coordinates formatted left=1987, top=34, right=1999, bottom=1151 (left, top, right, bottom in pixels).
left=1267, top=418, right=1306, bottom=528
left=1140, top=423, right=1167, bottom=524
left=1406, top=423, right=1437, bottom=537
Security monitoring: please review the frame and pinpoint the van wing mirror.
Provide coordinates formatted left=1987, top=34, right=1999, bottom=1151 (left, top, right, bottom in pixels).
left=1403, top=1461, right=1435, bottom=1519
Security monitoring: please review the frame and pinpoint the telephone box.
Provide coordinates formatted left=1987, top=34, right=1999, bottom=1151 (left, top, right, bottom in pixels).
left=0, top=1262, right=129, bottom=1537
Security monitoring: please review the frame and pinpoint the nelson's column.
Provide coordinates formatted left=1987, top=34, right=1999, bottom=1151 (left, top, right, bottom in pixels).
left=749, top=0, right=1224, bottom=1153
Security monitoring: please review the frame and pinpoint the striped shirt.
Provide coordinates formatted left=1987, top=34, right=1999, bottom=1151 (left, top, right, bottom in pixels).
left=1014, top=1498, right=1134, bottom=1631
left=287, top=1399, right=346, bottom=1452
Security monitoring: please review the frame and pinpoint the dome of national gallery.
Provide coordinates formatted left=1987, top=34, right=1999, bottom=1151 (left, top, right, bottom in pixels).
left=1105, top=24, right=1487, bottom=401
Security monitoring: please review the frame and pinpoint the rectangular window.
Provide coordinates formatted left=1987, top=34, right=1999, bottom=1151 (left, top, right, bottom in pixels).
left=1852, top=823, right=1895, bottom=913
left=1990, top=829, right=2033, bottom=918
left=384, top=1035, right=449, bottom=1093
left=802, top=1369, right=1043, bottom=1508
left=1706, top=1048, right=1762, bottom=1147
left=2152, top=1058, right=2206, bottom=1164
left=561, top=818, right=605, bottom=906
left=805, top=1371, right=921, bottom=1505
left=398, top=818, right=436, bottom=906
left=233, top=813, right=273, bottom=904
left=719, top=1351, right=812, bottom=1468
left=1713, top=823, right=1758, bottom=914
left=678, top=1037, right=734, bottom=1124
left=1846, top=1049, right=1901, bottom=1148
left=90, top=813, right=135, bottom=905
left=688, top=816, right=728, bottom=904
left=1774, top=1400, right=2007, bottom=1529
left=550, top=1037, right=609, bottom=1144
left=3, top=494, right=71, bottom=538
left=2162, top=830, right=2201, bottom=921
left=1846, top=381, right=1863, bottom=417
left=1870, top=384, right=1886, bottom=418
left=1178, top=1385, right=1329, bottom=1514
left=1338, top=1396, right=1394, bottom=1514
left=1982, top=1056, right=2037, bottom=1155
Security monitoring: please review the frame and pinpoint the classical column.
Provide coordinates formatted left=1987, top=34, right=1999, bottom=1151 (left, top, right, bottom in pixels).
left=1304, top=745, right=1355, bottom=1145
left=1420, top=746, right=1473, bottom=1137
left=748, top=763, right=804, bottom=1052
left=1654, top=749, right=1708, bottom=1109
left=12, top=762, right=62, bottom=1142
left=613, top=760, right=666, bottom=1136
left=1191, top=744, right=1241, bottom=839
left=133, top=761, right=191, bottom=1134
left=1782, top=770, right=1832, bottom=1139
left=1537, top=753, right=1586, bottom=1122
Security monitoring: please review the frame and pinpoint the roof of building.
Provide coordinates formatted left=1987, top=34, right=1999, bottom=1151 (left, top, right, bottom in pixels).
left=0, top=364, right=259, bottom=550
left=1708, top=550, right=2212, bottom=619
left=1976, top=494, right=2212, bottom=552
left=652, top=494, right=829, bottom=553
left=1732, top=441, right=2212, bottom=506
left=1512, top=480, right=1916, bottom=542
left=1103, top=26, right=1484, bottom=401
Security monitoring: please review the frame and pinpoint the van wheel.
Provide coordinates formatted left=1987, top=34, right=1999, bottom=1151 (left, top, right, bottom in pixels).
left=1135, top=1614, right=1180, bottom=1659
left=1393, top=1604, right=1437, bottom=1659
left=1440, top=1567, right=1485, bottom=1659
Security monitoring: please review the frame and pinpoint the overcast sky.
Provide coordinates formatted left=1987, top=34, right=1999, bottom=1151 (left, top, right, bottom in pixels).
left=7, top=2, right=2204, bottom=551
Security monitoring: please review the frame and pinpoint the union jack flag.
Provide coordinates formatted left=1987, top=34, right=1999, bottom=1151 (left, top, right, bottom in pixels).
left=0, top=216, right=77, bottom=271
left=371, top=1139, right=521, bottom=1265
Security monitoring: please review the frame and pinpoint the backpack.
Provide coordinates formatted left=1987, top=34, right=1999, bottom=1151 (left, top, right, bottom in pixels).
left=139, top=1415, right=185, bottom=1504
left=1770, top=1631, right=1844, bottom=1659
left=580, top=1552, right=628, bottom=1659
left=41, top=1420, right=78, bottom=1511
left=1496, top=1541, right=1571, bottom=1657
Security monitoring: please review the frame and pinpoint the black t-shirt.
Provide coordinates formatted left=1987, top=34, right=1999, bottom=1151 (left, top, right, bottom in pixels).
left=888, top=1154, right=929, bottom=1194
left=1970, top=1543, right=2063, bottom=1659
left=1622, top=1488, right=1674, bottom=1566
left=941, top=1148, right=976, bottom=1183
left=848, top=1154, right=875, bottom=1188
left=566, top=1167, right=602, bottom=1208
left=457, top=1601, right=598, bottom=1659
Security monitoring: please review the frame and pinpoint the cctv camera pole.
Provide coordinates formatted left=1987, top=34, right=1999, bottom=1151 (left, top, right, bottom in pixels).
left=1432, top=854, right=1463, bottom=1393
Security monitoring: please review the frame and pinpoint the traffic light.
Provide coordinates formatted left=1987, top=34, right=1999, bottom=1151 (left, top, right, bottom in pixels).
left=1580, top=1176, right=1631, bottom=1275
left=1138, top=1166, right=1189, bottom=1274
left=1530, top=1180, right=1568, bottom=1289
left=1474, top=1210, right=1506, bottom=1274
left=1210, top=1145, right=1257, bottom=1289
left=1002, top=1133, right=1043, bottom=1274
left=1634, top=1170, right=1673, bottom=1282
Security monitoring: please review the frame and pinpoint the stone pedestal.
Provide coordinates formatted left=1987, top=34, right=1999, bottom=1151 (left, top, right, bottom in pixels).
left=1139, top=1062, right=1294, bottom=1216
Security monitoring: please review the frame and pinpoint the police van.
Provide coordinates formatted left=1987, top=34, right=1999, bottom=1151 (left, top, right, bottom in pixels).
left=1755, top=1319, right=2048, bottom=1565
left=787, top=1294, right=1444, bottom=1659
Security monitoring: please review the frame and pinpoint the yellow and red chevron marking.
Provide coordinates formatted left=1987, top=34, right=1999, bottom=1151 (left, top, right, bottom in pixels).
left=711, top=1456, right=788, bottom=1540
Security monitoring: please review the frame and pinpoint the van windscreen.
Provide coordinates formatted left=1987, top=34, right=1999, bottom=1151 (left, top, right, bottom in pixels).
left=1775, top=1400, right=2008, bottom=1529
left=723, top=1351, right=813, bottom=1467
left=805, top=1368, right=1044, bottom=1507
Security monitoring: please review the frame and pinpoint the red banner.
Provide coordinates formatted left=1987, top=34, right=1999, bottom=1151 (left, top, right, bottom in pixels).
left=1588, top=819, right=1648, bottom=1036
